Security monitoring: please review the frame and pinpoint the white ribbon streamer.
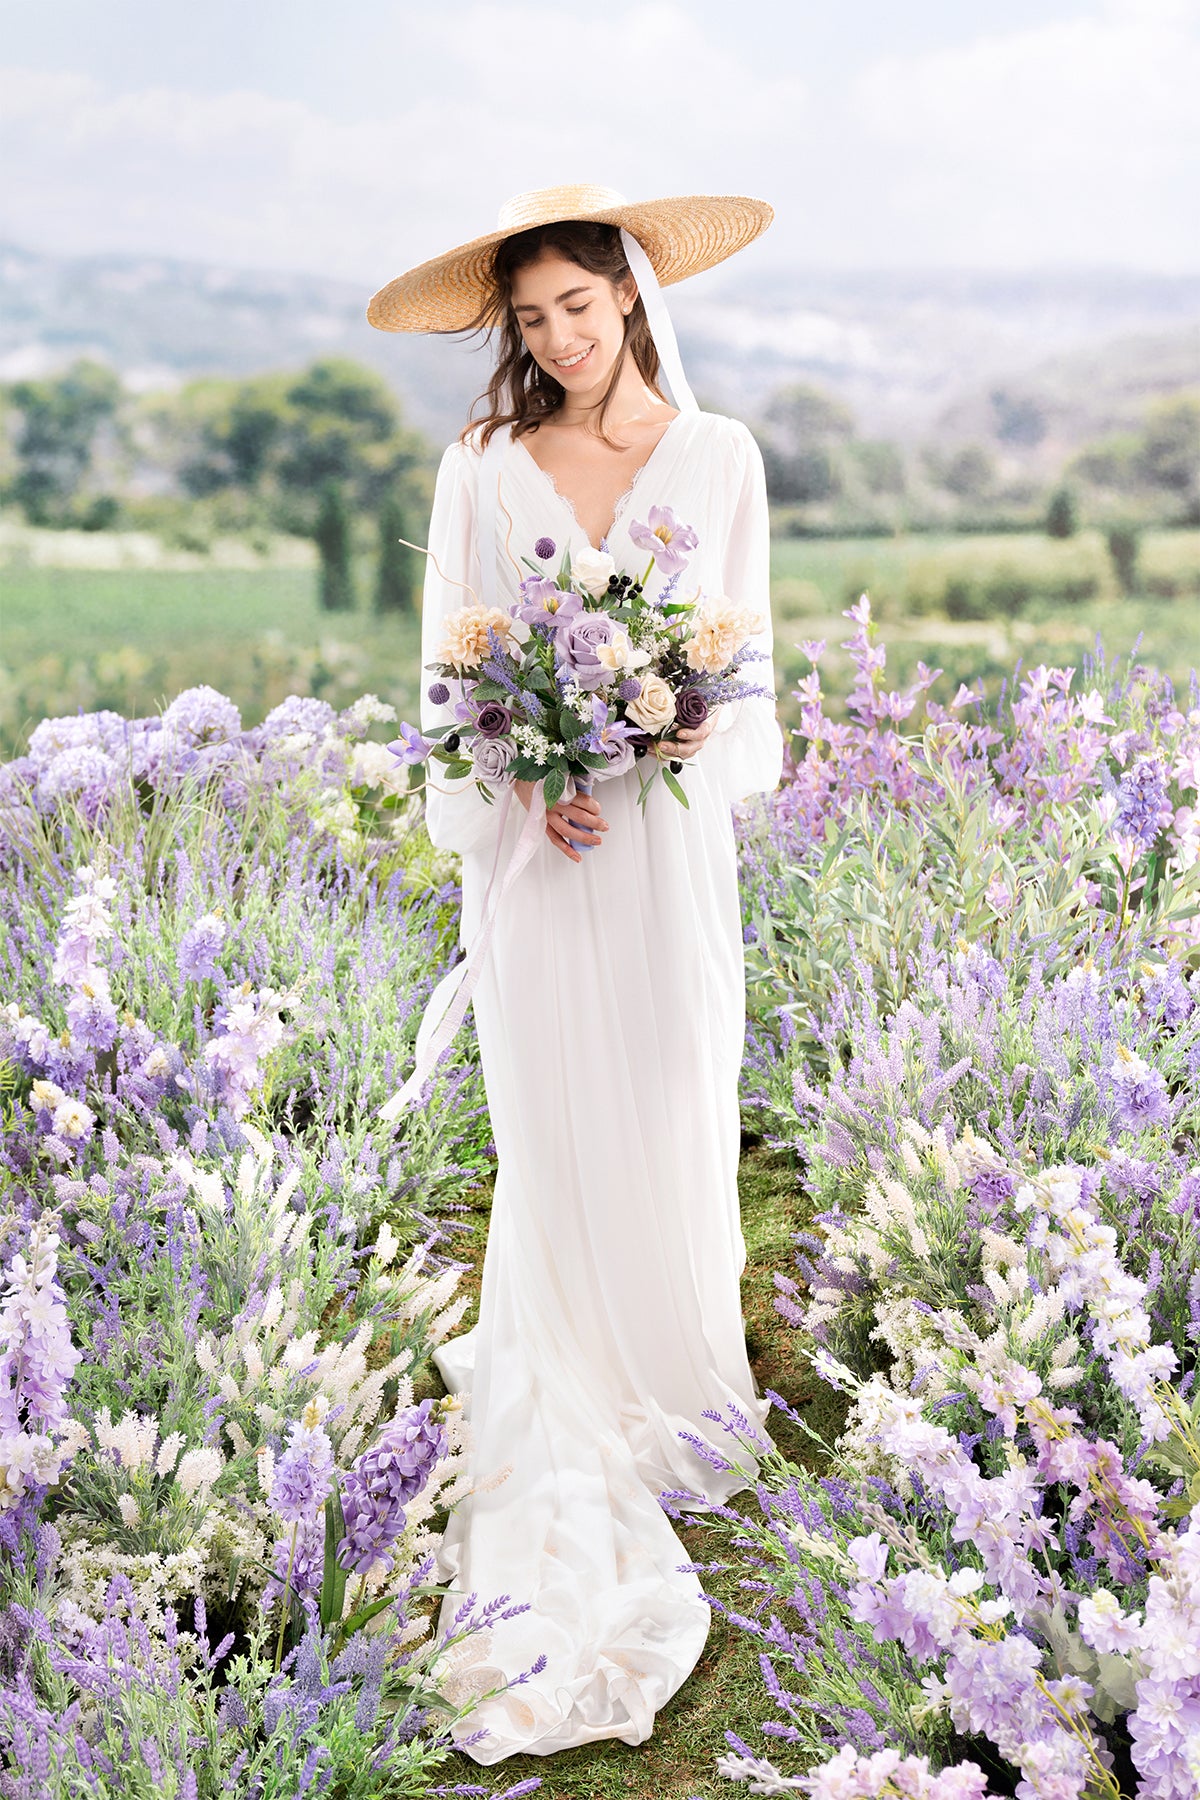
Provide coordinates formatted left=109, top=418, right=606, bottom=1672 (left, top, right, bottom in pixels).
left=378, top=225, right=699, bottom=1122
left=378, top=781, right=547, bottom=1122
left=619, top=228, right=699, bottom=416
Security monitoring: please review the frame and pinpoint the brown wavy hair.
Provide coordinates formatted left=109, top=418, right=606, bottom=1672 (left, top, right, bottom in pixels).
left=451, top=221, right=669, bottom=451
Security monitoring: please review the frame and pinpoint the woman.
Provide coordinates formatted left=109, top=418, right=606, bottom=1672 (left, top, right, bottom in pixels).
left=368, top=185, right=783, bottom=1763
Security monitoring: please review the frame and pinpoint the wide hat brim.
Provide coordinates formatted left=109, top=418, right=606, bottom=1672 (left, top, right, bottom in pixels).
left=366, top=186, right=774, bottom=334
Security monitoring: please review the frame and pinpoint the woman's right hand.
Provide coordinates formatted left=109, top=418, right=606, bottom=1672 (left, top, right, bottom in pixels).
left=513, top=778, right=608, bottom=863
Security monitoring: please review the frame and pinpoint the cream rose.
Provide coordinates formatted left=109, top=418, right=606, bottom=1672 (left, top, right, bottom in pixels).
left=436, top=604, right=516, bottom=670
left=570, top=547, right=617, bottom=598
left=625, top=674, right=678, bottom=732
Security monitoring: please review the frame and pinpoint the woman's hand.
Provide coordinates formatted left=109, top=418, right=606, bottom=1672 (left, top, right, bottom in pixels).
left=655, top=715, right=717, bottom=762
left=514, top=778, right=609, bottom=863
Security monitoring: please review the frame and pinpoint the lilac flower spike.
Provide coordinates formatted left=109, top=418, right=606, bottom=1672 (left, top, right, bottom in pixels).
left=628, top=505, right=699, bottom=575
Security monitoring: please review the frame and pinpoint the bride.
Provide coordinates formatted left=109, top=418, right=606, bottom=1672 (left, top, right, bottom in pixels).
left=368, top=184, right=784, bottom=1763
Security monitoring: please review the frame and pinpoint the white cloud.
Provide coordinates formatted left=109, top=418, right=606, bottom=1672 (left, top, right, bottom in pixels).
left=847, top=0, right=1199, bottom=267
left=0, top=1, right=1196, bottom=278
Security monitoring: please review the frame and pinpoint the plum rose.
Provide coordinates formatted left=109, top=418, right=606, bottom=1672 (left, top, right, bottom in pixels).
left=475, top=700, right=513, bottom=739
left=674, top=688, right=710, bottom=730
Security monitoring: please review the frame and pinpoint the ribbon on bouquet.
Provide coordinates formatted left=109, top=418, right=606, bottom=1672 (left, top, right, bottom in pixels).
left=378, top=780, right=547, bottom=1122
left=378, top=227, right=697, bottom=1123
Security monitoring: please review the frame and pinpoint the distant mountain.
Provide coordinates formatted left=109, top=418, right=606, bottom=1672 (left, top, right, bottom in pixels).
left=2, top=243, right=1197, bottom=450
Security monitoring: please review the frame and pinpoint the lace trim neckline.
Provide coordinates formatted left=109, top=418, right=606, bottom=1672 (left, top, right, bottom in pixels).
left=512, top=413, right=687, bottom=552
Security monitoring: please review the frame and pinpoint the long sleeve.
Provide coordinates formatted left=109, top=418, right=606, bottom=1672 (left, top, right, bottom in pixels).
left=699, top=418, right=784, bottom=806
left=419, top=439, right=509, bottom=858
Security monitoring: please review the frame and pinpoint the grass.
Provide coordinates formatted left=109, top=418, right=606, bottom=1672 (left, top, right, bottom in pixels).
left=4, top=530, right=1199, bottom=762
left=414, top=1132, right=840, bottom=1799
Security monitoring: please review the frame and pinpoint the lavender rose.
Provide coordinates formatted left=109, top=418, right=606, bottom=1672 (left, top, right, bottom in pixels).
left=475, top=700, right=513, bottom=739
left=471, top=735, right=516, bottom=784
left=674, top=688, right=710, bottom=729
left=559, top=614, right=617, bottom=690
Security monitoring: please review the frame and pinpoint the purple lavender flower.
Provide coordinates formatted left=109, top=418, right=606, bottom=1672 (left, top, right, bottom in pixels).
left=1108, top=1047, right=1172, bottom=1132
left=258, top=695, right=336, bottom=741
left=64, top=987, right=119, bottom=1054
left=161, top=685, right=242, bottom=747
left=36, top=747, right=122, bottom=822
left=337, top=1402, right=448, bottom=1576
left=178, top=914, right=227, bottom=983
left=1114, top=754, right=1173, bottom=850
left=272, top=1416, right=335, bottom=1525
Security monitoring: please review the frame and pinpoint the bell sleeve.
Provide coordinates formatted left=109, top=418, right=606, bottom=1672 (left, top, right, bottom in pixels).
left=699, top=418, right=784, bottom=805
left=419, top=439, right=509, bottom=859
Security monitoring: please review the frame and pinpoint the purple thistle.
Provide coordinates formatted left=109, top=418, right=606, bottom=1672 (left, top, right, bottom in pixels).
left=534, top=537, right=556, bottom=560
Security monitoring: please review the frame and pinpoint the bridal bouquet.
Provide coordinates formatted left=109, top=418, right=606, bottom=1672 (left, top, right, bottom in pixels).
left=388, top=504, right=770, bottom=813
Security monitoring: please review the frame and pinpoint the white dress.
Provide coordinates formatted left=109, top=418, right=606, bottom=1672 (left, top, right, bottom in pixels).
left=423, top=407, right=784, bottom=1763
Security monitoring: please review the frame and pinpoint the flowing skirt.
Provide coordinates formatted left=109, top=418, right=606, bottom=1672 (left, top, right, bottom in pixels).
left=430, top=762, right=770, bottom=1761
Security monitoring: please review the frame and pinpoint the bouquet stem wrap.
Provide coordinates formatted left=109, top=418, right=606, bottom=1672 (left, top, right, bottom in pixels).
left=567, top=773, right=597, bottom=855
left=378, top=781, right=547, bottom=1121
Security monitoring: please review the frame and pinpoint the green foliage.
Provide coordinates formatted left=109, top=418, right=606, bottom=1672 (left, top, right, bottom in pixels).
left=7, top=359, right=122, bottom=524
left=374, top=493, right=417, bottom=614
left=315, top=481, right=356, bottom=612
left=1046, top=483, right=1080, bottom=538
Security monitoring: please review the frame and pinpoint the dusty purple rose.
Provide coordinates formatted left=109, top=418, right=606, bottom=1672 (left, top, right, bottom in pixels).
left=675, top=688, right=710, bottom=728
left=534, top=536, right=556, bottom=560
left=558, top=614, right=617, bottom=690
left=471, top=736, right=516, bottom=784
left=475, top=700, right=513, bottom=739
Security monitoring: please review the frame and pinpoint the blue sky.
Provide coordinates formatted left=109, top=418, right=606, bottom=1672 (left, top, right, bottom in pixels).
left=1, top=0, right=1196, bottom=282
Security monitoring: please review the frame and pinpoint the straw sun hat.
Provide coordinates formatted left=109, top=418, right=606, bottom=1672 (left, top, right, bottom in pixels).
left=366, top=183, right=773, bottom=334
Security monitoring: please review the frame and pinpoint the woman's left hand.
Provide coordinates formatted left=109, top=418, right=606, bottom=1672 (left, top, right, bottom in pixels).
left=656, top=715, right=717, bottom=763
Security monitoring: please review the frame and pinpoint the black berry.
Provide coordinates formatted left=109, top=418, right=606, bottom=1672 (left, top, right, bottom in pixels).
left=669, top=759, right=683, bottom=774
left=444, top=732, right=461, bottom=752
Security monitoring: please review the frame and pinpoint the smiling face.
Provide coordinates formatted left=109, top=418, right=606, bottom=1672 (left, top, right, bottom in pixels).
left=509, top=251, right=637, bottom=400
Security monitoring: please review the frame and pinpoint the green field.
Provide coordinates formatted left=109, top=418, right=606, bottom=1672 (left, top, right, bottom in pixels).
left=3, top=528, right=1199, bottom=760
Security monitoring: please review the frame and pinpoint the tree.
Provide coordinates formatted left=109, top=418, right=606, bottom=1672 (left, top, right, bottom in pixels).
left=374, top=494, right=417, bottom=615
left=934, top=445, right=996, bottom=503
left=315, top=482, right=356, bottom=612
left=9, top=360, right=122, bottom=523
left=756, top=382, right=854, bottom=506
left=1135, top=396, right=1200, bottom=499
left=1045, top=485, right=1079, bottom=539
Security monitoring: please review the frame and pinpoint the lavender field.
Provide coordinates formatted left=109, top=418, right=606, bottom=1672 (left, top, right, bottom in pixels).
left=2, top=600, right=1200, bottom=1798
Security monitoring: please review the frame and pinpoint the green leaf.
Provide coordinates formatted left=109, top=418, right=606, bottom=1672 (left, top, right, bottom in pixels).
left=543, top=766, right=566, bottom=809
left=662, top=766, right=690, bottom=808
left=558, top=545, right=573, bottom=587
left=319, top=1482, right=348, bottom=1633
left=526, top=664, right=555, bottom=696
left=338, top=1595, right=395, bottom=1641
left=560, top=711, right=585, bottom=742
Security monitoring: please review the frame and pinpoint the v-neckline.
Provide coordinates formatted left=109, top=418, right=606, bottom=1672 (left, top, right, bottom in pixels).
left=512, top=412, right=687, bottom=552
